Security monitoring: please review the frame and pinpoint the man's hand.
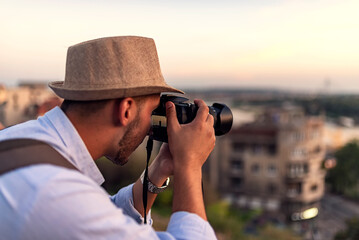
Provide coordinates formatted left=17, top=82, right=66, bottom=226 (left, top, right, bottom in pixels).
left=166, top=99, right=215, bottom=171
left=166, top=99, right=216, bottom=221
left=147, top=143, right=173, bottom=184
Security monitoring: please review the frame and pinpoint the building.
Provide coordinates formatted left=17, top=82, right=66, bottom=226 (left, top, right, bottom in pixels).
left=206, top=106, right=326, bottom=221
left=0, top=82, right=60, bottom=127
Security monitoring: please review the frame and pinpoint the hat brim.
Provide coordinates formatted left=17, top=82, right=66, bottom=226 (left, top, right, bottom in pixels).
left=49, top=81, right=184, bottom=101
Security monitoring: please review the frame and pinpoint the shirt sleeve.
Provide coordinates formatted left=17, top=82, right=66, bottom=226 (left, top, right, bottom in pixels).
left=20, top=168, right=216, bottom=240
left=110, top=183, right=153, bottom=225
left=167, top=212, right=217, bottom=240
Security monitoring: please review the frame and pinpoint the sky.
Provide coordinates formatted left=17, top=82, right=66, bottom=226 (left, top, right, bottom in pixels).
left=1, top=0, right=359, bottom=93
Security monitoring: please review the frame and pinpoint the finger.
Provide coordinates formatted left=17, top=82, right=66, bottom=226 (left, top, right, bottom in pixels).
left=166, top=101, right=180, bottom=132
left=206, top=113, right=214, bottom=127
left=193, top=99, right=209, bottom=122
left=158, top=143, right=171, bottom=157
left=159, top=143, right=169, bottom=153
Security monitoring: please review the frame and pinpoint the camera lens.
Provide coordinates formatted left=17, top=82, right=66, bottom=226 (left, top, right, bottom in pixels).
left=210, top=103, right=233, bottom=136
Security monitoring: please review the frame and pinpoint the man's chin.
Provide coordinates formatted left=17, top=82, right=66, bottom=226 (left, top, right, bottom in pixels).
left=104, top=155, right=129, bottom=166
left=118, top=158, right=129, bottom=166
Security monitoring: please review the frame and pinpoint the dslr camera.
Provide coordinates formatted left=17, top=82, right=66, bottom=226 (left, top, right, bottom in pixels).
left=151, top=94, right=233, bottom=142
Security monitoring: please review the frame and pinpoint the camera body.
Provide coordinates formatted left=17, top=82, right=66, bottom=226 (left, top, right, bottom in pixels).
left=151, top=94, right=233, bottom=142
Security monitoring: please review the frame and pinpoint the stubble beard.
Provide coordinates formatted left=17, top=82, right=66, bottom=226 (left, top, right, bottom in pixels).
left=109, top=118, right=144, bottom=166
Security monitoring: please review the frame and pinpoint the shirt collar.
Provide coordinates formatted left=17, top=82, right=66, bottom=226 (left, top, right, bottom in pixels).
left=44, top=107, right=105, bottom=185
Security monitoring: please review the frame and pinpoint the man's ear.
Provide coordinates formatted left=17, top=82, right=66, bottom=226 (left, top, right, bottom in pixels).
left=113, top=98, right=137, bottom=126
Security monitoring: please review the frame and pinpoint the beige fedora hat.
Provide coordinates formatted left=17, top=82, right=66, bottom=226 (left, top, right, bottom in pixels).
left=49, top=36, right=183, bottom=100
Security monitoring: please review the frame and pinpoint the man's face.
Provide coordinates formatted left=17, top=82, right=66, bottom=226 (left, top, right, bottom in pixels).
left=107, top=95, right=160, bottom=165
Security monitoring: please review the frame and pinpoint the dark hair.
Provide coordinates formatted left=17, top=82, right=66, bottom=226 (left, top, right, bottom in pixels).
left=60, top=95, right=154, bottom=117
left=60, top=99, right=112, bottom=117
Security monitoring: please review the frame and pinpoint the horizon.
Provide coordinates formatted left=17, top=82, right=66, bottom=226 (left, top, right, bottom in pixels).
left=2, top=78, right=359, bottom=96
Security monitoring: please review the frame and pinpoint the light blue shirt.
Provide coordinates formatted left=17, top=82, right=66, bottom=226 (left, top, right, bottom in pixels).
left=0, top=107, right=216, bottom=240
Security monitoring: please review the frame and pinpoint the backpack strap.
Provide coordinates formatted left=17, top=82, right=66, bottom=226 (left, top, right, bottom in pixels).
left=0, top=139, right=78, bottom=176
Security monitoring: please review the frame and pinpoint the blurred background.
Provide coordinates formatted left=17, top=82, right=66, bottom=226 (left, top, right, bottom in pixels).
left=1, top=1, right=359, bottom=239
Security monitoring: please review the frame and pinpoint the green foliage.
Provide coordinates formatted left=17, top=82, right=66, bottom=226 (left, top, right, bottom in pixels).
left=152, top=188, right=173, bottom=217
left=206, top=201, right=302, bottom=240
left=206, top=201, right=246, bottom=239
left=326, top=140, right=359, bottom=198
left=154, top=188, right=173, bottom=207
left=335, top=218, right=359, bottom=240
left=314, top=96, right=359, bottom=119
left=233, top=94, right=359, bottom=120
left=292, top=95, right=359, bottom=118
left=251, top=225, right=302, bottom=240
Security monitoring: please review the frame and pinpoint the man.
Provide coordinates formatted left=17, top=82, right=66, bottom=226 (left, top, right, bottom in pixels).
left=0, top=36, right=217, bottom=239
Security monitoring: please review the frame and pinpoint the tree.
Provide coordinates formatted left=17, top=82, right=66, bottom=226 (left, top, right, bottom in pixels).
left=335, top=218, right=359, bottom=240
left=326, top=140, right=359, bottom=198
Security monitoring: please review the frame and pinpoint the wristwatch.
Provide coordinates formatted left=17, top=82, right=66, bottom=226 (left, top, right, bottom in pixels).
left=140, top=170, right=170, bottom=194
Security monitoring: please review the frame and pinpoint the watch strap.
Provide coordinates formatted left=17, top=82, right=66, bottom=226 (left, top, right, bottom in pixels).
left=140, top=170, right=170, bottom=194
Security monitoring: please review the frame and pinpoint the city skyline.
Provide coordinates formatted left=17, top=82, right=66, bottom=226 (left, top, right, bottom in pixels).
left=1, top=0, right=359, bottom=93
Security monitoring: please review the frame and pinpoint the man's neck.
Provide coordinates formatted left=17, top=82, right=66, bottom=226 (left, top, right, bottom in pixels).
left=64, top=112, right=114, bottom=160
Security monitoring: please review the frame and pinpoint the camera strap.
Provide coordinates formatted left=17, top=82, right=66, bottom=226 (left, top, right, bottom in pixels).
left=142, top=135, right=153, bottom=224
left=0, top=139, right=78, bottom=176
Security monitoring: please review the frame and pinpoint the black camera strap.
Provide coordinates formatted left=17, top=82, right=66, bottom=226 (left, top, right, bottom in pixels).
left=142, top=135, right=153, bottom=224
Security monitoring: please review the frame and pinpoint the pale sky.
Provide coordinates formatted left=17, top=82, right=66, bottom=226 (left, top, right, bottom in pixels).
left=1, top=0, right=359, bottom=93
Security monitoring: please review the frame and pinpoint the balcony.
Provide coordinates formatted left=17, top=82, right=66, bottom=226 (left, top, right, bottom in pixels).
left=287, top=190, right=300, bottom=198
left=229, top=168, right=244, bottom=176
left=286, top=172, right=308, bottom=181
left=286, top=163, right=309, bottom=181
left=286, top=182, right=302, bottom=199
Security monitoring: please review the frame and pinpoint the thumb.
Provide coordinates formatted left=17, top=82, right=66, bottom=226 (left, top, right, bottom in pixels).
left=166, top=101, right=180, bottom=131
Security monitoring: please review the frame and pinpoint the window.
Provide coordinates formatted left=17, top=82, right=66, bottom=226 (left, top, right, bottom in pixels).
left=231, top=160, right=243, bottom=171
left=267, top=165, right=277, bottom=177
left=288, top=163, right=309, bottom=177
left=268, top=144, right=277, bottom=155
left=292, top=148, right=306, bottom=158
left=232, top=142, right=245, bottom=152
left=310, top=129, right=320, bottom=139
left=310, top=184, right=318, bottom=192
left=268, top=183, right=277, bottom=194
left=287, top=182, right=302, bottom=197
left=251, top=164, right=260, bottom=174
left=304, top=163, right=309, bottom=173
left=293, top=132, right=305, bottom=142
left=252, top=144, right=263, bottom=155
left=231, top=177, right=243, bottom=191
left=313, top=145, right=321, bottom=154
left=231, top=177, right=242, bottom=185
